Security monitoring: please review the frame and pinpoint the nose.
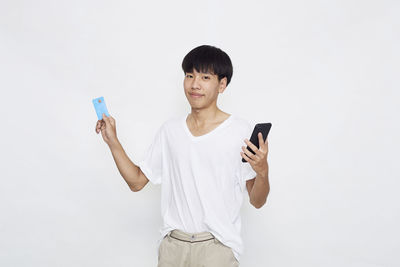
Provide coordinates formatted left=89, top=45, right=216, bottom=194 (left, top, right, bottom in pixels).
left=190, top=76, right=201, bottom=89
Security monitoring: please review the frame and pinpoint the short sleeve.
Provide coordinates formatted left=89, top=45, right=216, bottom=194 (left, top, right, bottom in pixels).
left=235, top=118, right=257, bottom=192
left=136, top=125, right=164, bottom=185
left=235, top=161, right=257, bottom=192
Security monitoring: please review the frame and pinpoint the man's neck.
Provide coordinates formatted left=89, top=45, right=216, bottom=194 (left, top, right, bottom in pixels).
left=188, top=108, right=229, bottom=127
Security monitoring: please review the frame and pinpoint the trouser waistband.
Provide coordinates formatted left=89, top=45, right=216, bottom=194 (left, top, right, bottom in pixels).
left=168, top=229, right=216, bottom=243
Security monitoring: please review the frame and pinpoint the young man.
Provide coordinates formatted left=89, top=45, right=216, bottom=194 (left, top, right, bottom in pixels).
left=95, top=45, right=270, bottom=266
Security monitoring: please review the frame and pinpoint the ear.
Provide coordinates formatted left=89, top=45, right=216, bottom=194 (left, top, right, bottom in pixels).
left=219, top=77, right=228, bottom=93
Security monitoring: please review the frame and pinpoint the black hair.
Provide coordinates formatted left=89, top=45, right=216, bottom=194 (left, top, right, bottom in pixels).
left=182, top=45, right=233, bottom=86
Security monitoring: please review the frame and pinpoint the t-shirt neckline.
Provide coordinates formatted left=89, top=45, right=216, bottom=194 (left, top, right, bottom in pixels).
left=183, top=113, right=234, bottom=141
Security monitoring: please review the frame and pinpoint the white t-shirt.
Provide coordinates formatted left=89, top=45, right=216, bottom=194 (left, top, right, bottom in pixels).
left=137, top=113, right=257, bottom=263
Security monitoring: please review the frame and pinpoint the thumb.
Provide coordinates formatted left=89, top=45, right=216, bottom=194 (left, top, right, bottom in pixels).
left=102, top=113, right=108, bottom=123
left=109, top=115, right=115, bottom=125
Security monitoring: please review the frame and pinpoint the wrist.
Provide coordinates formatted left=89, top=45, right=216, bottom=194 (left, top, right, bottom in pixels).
left=108, top=138, right=121, bottom=150
left=257, top=163, right=269, bottom=180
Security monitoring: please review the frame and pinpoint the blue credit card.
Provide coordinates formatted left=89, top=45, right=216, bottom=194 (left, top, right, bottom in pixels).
left=92, top=96, right=110, bottom=120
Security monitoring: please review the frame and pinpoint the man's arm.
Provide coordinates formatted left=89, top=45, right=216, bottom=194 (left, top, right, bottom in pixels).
left=108, top=140, right=149, bottom=192
left=241, top=133, right=270, bottom=209
left=248, top=163, right=270, bottom=209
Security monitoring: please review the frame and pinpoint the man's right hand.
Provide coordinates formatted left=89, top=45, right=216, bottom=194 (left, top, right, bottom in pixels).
left=96, top=113, right=118, bottom=146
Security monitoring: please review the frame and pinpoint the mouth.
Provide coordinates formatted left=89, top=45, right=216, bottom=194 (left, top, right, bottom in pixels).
left=190, top=93, right=204, bottom=98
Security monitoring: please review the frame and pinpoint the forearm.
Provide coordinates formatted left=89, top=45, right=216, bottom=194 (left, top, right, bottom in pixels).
left=108, top=140, right=140, bottom=190
left=250, top=166, right=270, bottom=209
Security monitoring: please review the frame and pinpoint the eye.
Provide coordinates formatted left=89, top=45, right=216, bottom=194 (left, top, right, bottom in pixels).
left=186, top=74, right=193, bottom=78
left=203, top=76, right=210, bottom=79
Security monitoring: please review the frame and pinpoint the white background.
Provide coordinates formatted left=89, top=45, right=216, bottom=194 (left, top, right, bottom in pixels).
left=1, top=0, right=399, bottom=266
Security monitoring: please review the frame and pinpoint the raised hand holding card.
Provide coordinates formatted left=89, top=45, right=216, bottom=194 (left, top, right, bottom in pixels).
left=92, top=96, right=110, bottom=120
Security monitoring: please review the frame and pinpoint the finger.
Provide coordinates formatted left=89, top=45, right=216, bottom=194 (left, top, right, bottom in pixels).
left=98, top=121, right=105, bottom=131
left=109, top=115, right=115, bottom=127
left=244, top=138, right=259, bottom=155
left=242, top=146, right=259, bottom=161
left=96, top=121, right=102, bottom=132
left=102, top=113, right=109, bottom=125
left=258, top=132, right=267, bottom=152
left=106, top=114, right=112, bottom=126
left=240, top=151, right=254, bottom=163
left=258, top=132, right=264, bottom=146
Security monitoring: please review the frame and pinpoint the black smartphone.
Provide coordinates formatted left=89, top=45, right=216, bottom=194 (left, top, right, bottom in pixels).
left=242, top=123, right=272, bottom=163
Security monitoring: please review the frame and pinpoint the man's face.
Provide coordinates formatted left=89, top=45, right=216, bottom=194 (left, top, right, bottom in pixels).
left=183, top=68, right=227, bottom=109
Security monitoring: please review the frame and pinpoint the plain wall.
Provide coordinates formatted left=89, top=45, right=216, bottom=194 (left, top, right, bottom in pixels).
left=1, top=0, right=399, bottom=266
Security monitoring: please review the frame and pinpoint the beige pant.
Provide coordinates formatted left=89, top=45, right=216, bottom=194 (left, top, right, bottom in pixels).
left=157, top=229, right=239, bottom=267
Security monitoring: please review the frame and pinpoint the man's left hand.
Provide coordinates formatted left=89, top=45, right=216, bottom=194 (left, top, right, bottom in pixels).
left=240, top=132, right=269, bottom=178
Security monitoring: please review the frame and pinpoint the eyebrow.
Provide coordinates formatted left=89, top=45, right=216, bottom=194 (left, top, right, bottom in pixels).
left=186, top=72, right=214, bottom=75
